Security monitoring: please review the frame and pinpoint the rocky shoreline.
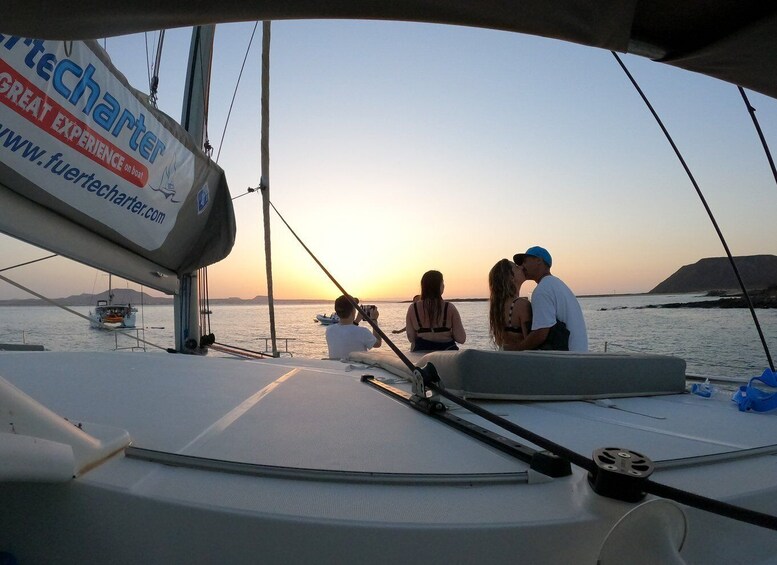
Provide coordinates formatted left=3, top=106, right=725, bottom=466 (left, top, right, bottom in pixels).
left=595, top=288, right=777, bottom=311
left=646, top=288, right=777, bottom=309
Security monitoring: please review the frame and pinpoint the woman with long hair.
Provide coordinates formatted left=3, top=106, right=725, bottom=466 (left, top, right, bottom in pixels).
left=488, top=259, right=532, bottom=350
left=406, top=270, right=466, bottom=351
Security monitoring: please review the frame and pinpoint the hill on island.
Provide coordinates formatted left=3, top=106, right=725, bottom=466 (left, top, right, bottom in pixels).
left=0, top=289, right=326, bottom=307
left=650, top=255, right=777, bottom=294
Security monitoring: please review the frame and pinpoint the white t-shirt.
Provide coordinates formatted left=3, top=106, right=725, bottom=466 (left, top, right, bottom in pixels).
left=326, top=323, right=377, bottom=359
left=530, top=275, right=588, bottom=352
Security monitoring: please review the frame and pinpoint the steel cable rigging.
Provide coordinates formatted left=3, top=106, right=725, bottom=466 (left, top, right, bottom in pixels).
left=611, top=51, right=774, bottom=373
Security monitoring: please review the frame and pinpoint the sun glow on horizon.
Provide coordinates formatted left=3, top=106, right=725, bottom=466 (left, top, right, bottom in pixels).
left=0, top=23, right=775, bottom=302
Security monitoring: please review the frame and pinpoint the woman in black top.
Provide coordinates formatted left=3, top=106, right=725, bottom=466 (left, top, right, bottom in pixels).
left=406, top=270, right=466, bottom=351
left=488, top=259, right=532, bottom=350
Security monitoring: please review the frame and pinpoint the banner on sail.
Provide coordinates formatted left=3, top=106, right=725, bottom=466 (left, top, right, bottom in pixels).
left=0, top=36, right=235, bottom=278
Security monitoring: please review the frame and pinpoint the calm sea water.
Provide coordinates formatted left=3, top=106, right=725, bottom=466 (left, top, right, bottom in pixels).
left=1, top=294, right=775, bottom=379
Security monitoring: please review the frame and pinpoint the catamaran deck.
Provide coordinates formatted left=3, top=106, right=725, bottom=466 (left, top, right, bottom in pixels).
left=2, top=351, right=777, bottom=563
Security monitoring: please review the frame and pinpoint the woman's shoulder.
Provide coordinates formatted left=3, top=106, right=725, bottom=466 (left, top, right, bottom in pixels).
left=506, top=296, right=530, bottom=316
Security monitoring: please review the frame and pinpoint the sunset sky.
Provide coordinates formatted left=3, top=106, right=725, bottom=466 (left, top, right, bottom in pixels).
left=1, top=20, right=776, bottom=302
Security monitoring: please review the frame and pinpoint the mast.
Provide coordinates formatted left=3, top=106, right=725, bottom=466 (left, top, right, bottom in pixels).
left=175, top=25, right=215, bottom=352
left=260, top=21, right=279, bottom=357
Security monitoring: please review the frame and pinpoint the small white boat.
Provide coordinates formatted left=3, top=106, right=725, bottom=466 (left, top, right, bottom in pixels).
left=89, top=301, right=137, bottom=328
left=88, top=275, right=137, bottom=328
left=315, top=313, right=340, bottom=325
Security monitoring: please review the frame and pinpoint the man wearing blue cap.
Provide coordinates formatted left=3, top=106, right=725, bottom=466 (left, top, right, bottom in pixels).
left=513, top=246, right=588, bottom=352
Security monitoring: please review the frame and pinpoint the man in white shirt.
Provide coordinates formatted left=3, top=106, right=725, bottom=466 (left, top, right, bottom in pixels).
left=513, top=246, right=588, bottom=352
left=326, top=295, right=382, bottom=359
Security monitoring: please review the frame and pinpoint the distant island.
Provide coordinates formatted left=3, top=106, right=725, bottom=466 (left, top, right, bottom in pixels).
left=0, top=289, right=330, bottom=307
left=650, top=255, right=777, bottom=294
left=639, top=255, right=777, bottom=309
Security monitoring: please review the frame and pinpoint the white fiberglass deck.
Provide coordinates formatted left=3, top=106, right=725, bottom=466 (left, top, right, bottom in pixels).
left=1, top=351, right=775, bottom=473
left=3, top=351, right=777, bottom=564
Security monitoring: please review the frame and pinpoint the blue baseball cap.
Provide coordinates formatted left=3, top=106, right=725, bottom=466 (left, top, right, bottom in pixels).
left=514, top=246, right=552, bottom=268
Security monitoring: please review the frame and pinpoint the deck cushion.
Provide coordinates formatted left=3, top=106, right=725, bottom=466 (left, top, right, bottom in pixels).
left=350, top=349, right=686, bottom=400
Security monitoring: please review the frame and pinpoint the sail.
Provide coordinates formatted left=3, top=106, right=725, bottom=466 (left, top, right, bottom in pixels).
left=0, top=37, right=235, bottom=293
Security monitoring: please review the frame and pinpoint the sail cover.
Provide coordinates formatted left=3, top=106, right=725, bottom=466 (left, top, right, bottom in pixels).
left=0, top=37, right=235, bottom=293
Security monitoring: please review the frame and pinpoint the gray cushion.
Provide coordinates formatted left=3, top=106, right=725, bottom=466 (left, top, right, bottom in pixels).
left=350, top=349, right=686, bottom=400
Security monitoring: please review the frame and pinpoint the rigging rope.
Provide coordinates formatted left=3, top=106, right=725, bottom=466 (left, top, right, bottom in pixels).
left=0, top=254, right=57, bottom=273
left=198, top=265, right=212, bottom=342
left=148, top=30, right=166, bottom=107
left=231, top=186, right=257, bottom=201
left=215, top=21, right=258, bottom=163
left=738, top=86, right=777, bottom=189
left=144, top=32, right=152, bottom=97
left=611, top=51, right=774, bottom=373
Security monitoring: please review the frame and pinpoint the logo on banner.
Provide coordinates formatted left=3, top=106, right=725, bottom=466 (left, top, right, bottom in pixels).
left=149, top=158, right=182, bottom=202
left=197, top=183, right=209, bottom=214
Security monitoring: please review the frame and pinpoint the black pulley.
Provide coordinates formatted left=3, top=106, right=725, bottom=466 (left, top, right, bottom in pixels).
left=588, top=447, right=654, bottom=502
left=415, top=362, right=441, bottom=387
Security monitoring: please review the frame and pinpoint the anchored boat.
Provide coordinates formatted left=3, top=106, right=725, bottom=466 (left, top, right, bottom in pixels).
left=89, top=275, right=137, bottom=329
left=315, top=312, right=340, bottom=325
